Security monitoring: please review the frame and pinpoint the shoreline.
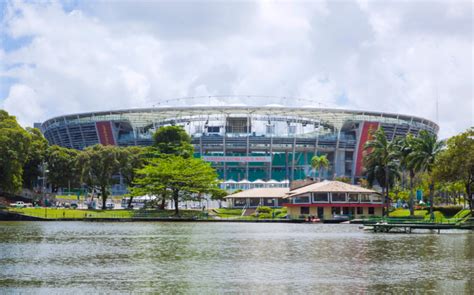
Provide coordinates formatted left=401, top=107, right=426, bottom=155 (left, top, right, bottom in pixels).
left=0, top=210, right=305, bottom=223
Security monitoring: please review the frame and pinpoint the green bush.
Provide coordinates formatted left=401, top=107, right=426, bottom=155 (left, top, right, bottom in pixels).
left=452, top=209, right=471, bottom=219
left=274, top=207, right=287, bottom=218
left=389, top=209, right=427, bottom=218
left=432, top=206, right=464, bottom=217
left=257, top=213, right=272, bottom=219
left=425, top=211, right=446, bottom=222
left=256, top=206, right=272, bottom=214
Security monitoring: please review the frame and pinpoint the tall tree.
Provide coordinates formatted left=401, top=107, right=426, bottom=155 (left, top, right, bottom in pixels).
left=46, top=145, right=80, bottom=192
left=153, top=126, right=193, bottom=157
left=397, top=134, right=419, bottom=216
left=310, top=154, right=330, bottom=180
left=0, top=110, right=31, bottom=193
left=210, top=188, right=228, bottom=208
left=133, top=155, right=219, bottom=216
left=408, top=130, right=444, bottom=220
left=433, top=128, right=474, bottom=213
left=77, top=144, right=121, bottom=209
left=364, top=128, right=400, bottom=215
left=117, top=146, right=146, bottom=208
left=22, top=128, right=49, bottom=189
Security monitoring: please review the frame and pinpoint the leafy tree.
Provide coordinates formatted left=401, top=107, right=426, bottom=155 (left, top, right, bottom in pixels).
left=0, top=110, right=31, bottom=193
left=117, top=146, right=147, bottom=208
left=153, top=126, right=193, bottom=157
left=22, top=128, right=48, bottom=189
left=133, top=155, right=219, bottom=215
left=407, top=130, right=444, bottom=219
left=310, top=154, right=330, bottom=180
left=209, top=187, right=228, bottom=208
left=46, top=145, right=80, bottom=192
left=77, top=144, right=121, bottom=209
left=334, top=176, right=351, bottom=183
left=397, top=134, right=419, bottom=216
left=433, top=128, right=474, bottom=213
left=364, top=127, right=400, bottom=215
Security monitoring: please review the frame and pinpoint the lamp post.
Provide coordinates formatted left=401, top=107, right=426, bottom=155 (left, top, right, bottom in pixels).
left=40, top=162, right=49, bottom=218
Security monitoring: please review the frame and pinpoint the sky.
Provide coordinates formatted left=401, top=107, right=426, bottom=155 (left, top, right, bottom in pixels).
left=0, top=0, right=472, bottom=139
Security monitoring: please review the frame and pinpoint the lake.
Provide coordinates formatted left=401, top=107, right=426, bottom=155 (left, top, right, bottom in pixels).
left=0, top=222, right=472, bottom=294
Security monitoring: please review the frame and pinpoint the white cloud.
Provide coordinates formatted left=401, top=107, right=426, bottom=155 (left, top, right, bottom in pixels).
left=0, top=0, right=472, bottom=138
left=1, top=83, right=43, bottom=126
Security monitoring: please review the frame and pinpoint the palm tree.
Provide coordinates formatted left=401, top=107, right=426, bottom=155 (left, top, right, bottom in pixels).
left=364, top=128, right=400, bottom=215
left=310, top=154, right=330, bottom=180
left=397, top=134, right=418, bottom=216
left=407, top=130, right=445, bottom=220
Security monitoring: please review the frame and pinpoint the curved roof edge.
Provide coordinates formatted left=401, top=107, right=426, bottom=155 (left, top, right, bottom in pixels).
left=41, top=105, right=439, bottom=133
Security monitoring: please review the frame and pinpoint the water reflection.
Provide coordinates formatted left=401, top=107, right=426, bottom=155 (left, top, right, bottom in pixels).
left=0, top=222, right=472, bottom=293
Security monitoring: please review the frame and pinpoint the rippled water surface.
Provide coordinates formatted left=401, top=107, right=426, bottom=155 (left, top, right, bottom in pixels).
left=0, top=221, right=472, bottom=294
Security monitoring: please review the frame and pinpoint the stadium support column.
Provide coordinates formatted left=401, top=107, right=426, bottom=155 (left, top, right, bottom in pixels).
left=199, top=135, right=203, bottom=158
left=291, top=136, right=296, bottom=181
left=246, top=113, right=250, bottom=180
left=223, top=114, right=227, bottom=181
left=76, top=115, right=87, bottom=148
left=268, top=135, right=273, bottom=180
left=133, top=127, right=137, bottom=145
left=351, top=123, right=363, bottom=184
left=334, top=128, right=341, bottom=179
left=314, top=121, right=320, bottom=156
left=64, top=117, right=74, bottom=148
left=304, top=151, right=308, bottom=178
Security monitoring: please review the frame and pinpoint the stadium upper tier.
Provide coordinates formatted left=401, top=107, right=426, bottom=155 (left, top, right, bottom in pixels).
left=40, top=106, right=438, bottom=181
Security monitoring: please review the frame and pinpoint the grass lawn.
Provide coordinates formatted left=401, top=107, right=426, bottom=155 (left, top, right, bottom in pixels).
left=213, top=208, right=244, bottom=218
left=213, top=207, right=288, bottom=220
left=389, top=209, right=428, bottom=218
left=424, top=210, right=471, bottom=223
left=7, top=208, right=205, bottom=219
left=55, top=195, right=124, bottom=201
left=8, top=208, right=134, bottom=219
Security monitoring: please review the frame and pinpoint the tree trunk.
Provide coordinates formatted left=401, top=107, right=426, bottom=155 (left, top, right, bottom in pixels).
left=173, top=189, right=179, bottom=216
left=385, top=165, right=390, bottom=216
left=127, top=196, right=134, bottom=208
left=429, top=182, right=434, bottom=220
left=466, top=181, right=473, bottom=213
left=101, top=186, right=107, bottom=210
left=160, top=195, right=166, bottom=210
left=409, top=170, right=415, bottom=216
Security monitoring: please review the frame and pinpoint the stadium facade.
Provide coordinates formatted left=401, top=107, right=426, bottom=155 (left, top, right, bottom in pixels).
left=40, top=105, right=438, bottom=183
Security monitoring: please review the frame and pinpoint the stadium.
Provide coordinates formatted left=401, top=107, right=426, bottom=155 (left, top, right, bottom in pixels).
left=40, top=99, right=439, bottom=183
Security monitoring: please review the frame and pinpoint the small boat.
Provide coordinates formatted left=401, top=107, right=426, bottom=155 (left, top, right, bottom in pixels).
left=304, top=217, right=321, bottom=223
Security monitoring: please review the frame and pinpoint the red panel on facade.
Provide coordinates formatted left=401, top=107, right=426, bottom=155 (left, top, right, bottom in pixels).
left=96, top=121, right=116, bottom=146
left=355, top=122, right=380, bottom=176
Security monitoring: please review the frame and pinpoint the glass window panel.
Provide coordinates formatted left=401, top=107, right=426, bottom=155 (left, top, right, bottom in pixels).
left=370, top=194, right=382, bottom=203
left=300, top=207, right=310, bottom=215
left=234, top=198, right=247, bottom=206
left=348, top=193, right=359, bottom=202
left=294, top=194, right=310, bottom=204
left=313, top=193, right=329, bottom=202
left=249, top=198, right=260, bottom=207
left=360, top=194, right=371, bottom=203
left=263, top=199, right=275, bottom=206
left=332, top=193, right=346, bottom=202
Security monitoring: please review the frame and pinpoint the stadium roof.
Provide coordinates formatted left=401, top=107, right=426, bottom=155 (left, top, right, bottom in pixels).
left=41, top=105, right=439, bottom=133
